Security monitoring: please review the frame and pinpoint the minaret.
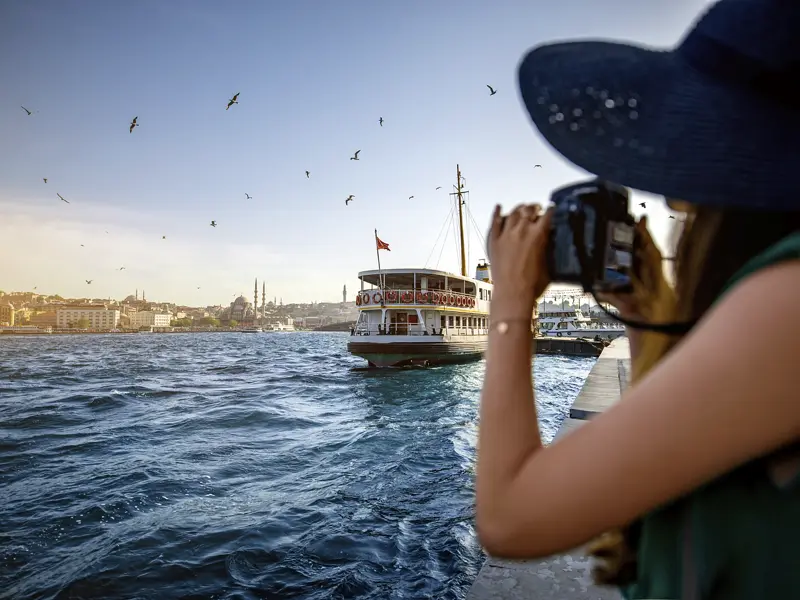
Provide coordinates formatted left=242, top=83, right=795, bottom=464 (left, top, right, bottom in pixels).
left=261, top=281, right=266, bottom=325
left=342, top=284, right=347, bottom=304
left=254, top=278, right=258, bottom=323
left=135, top=288, right=138, bottom=301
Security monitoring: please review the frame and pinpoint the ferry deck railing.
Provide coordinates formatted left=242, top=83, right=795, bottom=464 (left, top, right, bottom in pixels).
left=355, top=288, right=484, bottom=309
left=351, top=323, right=491, bottom=337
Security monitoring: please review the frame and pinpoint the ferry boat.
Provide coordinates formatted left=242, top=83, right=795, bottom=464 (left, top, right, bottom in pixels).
left=347, top=165, right=530, bottom=368
left=536, top=308, right=625, bottom=341
left=264, top=317, right=295, bottom=332
left=241, top=326, right=263, bottom=333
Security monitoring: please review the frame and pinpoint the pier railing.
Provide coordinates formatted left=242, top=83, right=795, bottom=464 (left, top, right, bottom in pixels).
left=355, top=289, right=480, bottom=309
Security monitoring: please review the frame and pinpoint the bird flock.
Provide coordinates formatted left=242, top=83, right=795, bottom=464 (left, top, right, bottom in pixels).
left=20, top=83, right=505, bottom=289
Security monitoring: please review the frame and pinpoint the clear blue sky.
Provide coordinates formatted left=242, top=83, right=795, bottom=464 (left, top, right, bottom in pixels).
left=0, top=0, right=710, bottom=305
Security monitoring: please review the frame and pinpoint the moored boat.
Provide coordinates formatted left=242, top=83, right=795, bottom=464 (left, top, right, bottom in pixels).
left=536, top=308, right=625, bottom=341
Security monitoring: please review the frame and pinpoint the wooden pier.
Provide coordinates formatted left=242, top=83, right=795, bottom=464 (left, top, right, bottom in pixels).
left=467, top=337, right=630, bottom=600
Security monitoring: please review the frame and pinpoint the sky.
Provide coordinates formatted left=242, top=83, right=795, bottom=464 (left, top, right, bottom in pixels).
left=0, top=0, right=712, bottom=306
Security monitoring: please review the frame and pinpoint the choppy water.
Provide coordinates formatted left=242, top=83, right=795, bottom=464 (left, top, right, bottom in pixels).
left=0, top=332, right=594, bottom=600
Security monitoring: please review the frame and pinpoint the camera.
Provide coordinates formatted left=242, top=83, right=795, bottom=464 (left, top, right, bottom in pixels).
left=489, top=178, right=637, bottom=293
left=547, top=179, right=636, bottom=293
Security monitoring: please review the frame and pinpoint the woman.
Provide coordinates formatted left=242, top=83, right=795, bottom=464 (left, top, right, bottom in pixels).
left=476, top=1, right=800, bottom=598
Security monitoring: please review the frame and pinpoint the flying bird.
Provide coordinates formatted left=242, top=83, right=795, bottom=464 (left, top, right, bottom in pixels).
left=162, top=235, right=166, bottom=239
left=305, top=170, right=310, bottom=178
left=197, top=286, right=201, bottom=290
left=350, top=150, right=360, bottom=161
left=379, top=117, right=384, bottom=126
left=487, top=85, right=497, bottom=96
left=129, top=116, right=139, bottom=133
left=435, top=186, right=442, bottom=190
left=43, top=178, right=47, bottom=183
left=408, top=196, right=414, bottom=200
left=57, top=193, right=69, bottom=204
left=85, top=280, right=93, bottom=284
left=118, top=267, right=126, bottom=271
left=80, top=244, right=84, bottom=247
left=534, top=164, right=542, bottom=168
left=669, top=215, right=676, bottom=220
left=245, top=193, right=252, bottom=200
left=345, top=195, right=354, bottom=205
left=639, top=202, right=646, bottom=208
left=210, top=220, right=217, bottom=227
left=21, top=106, right=33, bottom=115
left=226, top=92, right=240, bottom=110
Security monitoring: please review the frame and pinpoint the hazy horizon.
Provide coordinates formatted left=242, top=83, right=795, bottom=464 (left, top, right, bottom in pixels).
left=1, top=0, right=710, bottom=306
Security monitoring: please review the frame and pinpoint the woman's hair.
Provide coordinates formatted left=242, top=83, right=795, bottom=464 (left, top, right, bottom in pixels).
left=587, top=204, right=800, bottom=587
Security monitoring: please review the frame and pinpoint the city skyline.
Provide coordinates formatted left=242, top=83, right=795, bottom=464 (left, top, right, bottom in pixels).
left=0, top=1, right=708, bottom=303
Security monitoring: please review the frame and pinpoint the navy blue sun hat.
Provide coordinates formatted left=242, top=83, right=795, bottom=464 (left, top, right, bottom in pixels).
left=518, top=0, right=800, bottom=211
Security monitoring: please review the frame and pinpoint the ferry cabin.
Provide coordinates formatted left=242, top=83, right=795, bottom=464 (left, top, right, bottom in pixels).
left=354, top=268, right=491, bottom=334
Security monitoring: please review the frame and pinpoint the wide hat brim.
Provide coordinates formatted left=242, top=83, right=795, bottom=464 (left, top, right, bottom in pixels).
left=517, top=40, right=800, bottom=211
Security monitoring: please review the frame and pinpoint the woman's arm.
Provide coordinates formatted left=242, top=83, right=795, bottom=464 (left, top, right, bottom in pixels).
left=476, top=260, right=800, bottom=558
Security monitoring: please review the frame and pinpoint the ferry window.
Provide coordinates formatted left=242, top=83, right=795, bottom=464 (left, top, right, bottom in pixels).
left=441, top=316, right=446, bottom=328
left=558, top=322, right=567, bottom=329
left=455, top=316, right=460, bottom=327
left=448, top=316, right=454, bottom=327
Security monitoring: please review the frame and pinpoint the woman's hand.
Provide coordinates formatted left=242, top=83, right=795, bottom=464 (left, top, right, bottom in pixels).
left=595, top=216, right=674, bottom=322
left=488, top=203, right=553, bottom=318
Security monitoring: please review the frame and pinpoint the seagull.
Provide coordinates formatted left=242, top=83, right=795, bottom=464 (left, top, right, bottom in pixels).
left=379, top=117, right=384, bottom=126
left=408, top=196, right=414, bottom=200
left=669, top=215, right=676, bottom=220
left=197, top=286, right=201, bottom=290
left=162, top=235, right=166, bottom=239
left=118, top=266, right=126, bottom=271
left=105, top=231, right=109, bottom=234
left=80, top=244, right=84, bottom=247
left=85, top=280, right=93, bottom=284
left=345, top=195, right=354, bottom=205
left=210, top=220, right=217, bottom=227
left=639, top=202, right=646, bottom=208
left=43, top=178, right=47, bottom=183
left=435, top=186, right=442, bottom=190
left=226, top=92, right=240, bottom=110
left=245, top=193, right=252, bottom=200
left=487, top=85, right=497, bottom=96
left=57, top=193, right=69, bottom=204
left=305, top=170, right=310, bottom=178
left=129, top=116, right=139, bottom=133
left=21, top=106, right=33, bottom=115
left=350, top=150, right=360, bottom=161
left=534, top=164, right=542, bottom=168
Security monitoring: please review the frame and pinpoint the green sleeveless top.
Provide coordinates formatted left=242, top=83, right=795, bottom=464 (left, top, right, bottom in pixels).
left=622, top=232, right=800, bottom=600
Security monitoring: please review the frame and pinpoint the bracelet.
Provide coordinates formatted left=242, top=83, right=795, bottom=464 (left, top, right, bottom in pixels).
left=490, top=318, right=532, bottom=334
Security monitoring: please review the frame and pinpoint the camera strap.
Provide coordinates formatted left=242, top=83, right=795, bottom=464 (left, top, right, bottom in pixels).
left=567, top=211, right=697, bottom=335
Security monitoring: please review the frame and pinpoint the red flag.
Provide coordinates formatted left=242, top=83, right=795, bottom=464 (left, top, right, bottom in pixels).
left=376, top=236, right=391, bottom=251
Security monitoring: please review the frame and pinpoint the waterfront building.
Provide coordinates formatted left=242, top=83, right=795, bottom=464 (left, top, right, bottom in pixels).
left=0, top=302, right=15, bottom=326
left=129, top=311, right=171, bottom=329
left=29, top=311, right=57, bottom=328
left=56, top=305, right=121, bottom=329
